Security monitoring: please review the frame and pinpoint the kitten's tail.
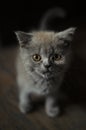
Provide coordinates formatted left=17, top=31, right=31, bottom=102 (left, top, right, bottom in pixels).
left=40, top=7, right=67, bottom=30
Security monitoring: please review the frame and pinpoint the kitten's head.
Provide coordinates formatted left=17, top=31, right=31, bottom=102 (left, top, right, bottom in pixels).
left=15, top=28, right=76, bottom=80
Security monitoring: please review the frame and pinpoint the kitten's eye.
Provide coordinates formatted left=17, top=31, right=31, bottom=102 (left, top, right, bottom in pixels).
left=32, top=54, right=41, bottom=62
left=54, top=54, right=62, bottom=61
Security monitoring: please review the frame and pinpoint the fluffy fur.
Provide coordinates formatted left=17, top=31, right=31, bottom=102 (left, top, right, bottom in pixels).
left=15, top=9, right=76, bottom=117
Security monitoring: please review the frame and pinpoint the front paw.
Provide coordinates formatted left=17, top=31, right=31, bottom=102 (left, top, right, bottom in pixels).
left=19, top=103, right=33, bottom=114
left=46, top=106, right=60, bottom=117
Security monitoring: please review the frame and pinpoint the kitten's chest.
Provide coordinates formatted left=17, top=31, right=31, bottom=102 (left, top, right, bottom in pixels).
left=33, top=80, right=50, bottom=94
left=30, top=78, right=52, bottom=95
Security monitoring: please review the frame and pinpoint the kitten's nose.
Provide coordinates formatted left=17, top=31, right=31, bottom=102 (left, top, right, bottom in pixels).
left=43, top=59, right=51, bottom=69
left=44, top=64, right=51, bottom=69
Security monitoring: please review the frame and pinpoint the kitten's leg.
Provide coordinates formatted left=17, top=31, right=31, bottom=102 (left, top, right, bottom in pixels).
left=45, top=96, right=60, bottom=117
left=19, top=90, right=33, bottom=113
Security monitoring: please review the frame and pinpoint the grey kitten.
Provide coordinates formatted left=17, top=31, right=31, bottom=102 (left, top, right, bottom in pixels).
left=15, top=9, right=76, bottom=117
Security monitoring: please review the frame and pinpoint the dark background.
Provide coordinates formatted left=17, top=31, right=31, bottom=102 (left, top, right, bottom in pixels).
left=0, top=1, right=86, bottom=130
left=0, top=0, right=86, bottom=47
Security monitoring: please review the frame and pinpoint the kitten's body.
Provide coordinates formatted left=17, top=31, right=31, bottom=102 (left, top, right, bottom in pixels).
left=15, top=10, right=76, bottom=117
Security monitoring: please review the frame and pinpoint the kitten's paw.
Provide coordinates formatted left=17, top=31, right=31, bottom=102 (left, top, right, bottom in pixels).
left=19, top=103, right=33, bottom=114
left=46, top=106, right=60, bottom=117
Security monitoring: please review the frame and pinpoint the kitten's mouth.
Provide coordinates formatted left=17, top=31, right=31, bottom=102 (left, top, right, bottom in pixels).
left=42, top=71, right=53, bottom=79
left=35, top=70, right=53, bottom=79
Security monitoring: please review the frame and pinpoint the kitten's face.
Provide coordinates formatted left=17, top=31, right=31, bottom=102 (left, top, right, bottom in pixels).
left=15, top=28, right=75, bottom=81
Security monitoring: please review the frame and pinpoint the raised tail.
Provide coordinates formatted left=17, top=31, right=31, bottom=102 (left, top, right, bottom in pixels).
left=40, top=7, right=67, bottom=30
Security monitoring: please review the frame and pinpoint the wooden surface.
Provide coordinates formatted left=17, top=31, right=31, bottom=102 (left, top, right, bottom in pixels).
left=0, top=45, right=86, bottom=130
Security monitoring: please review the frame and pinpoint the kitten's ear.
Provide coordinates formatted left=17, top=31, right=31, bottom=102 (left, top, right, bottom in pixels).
left=15, top=31, right=32, bottom=47
left=57, top=27, right=76, bottom=41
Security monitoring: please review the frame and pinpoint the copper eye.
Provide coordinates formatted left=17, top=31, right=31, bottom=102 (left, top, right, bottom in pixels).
left=32, top=54, right=41, bottom=62
left=54, top=54, right=62, bottom=61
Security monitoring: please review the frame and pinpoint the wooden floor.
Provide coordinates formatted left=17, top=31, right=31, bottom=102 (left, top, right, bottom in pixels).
left=0, top=44, right=86, bottom=130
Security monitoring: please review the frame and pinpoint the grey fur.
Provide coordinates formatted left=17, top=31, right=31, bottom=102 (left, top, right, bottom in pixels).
left=15, top=28, right=75, bottom=117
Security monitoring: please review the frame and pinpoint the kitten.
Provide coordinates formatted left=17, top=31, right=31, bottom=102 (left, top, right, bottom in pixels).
left=15, top=9, right=76, bottom=117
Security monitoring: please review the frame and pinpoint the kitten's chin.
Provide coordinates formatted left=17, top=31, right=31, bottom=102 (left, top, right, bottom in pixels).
left=45, top=74, right=54, bottom=80
left=36, top=70, right=53, bottom=80
left=35, top=70, right=45, bottom=78
left=35, top=69, right=54, bottom=81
